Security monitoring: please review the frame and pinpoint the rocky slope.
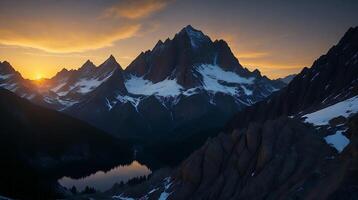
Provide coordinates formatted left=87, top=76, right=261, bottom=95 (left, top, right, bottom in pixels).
left=226, top=26, right=358, bottom=131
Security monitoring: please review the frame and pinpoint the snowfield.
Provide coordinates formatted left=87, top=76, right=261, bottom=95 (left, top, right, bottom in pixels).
left=125, top=76, right=183, bottom=97
left=303, top=95, right=358, bottom=126
left=125, top=64, right=256, bottom=99
left=196, top=64, right=255, bottom=96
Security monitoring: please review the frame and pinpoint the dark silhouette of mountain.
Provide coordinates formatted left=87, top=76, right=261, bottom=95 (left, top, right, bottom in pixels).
left=104, top=27, right=358, bottom=200
left=63, top=25, right=284, bottom=143
left=226, top=26, right=358, bottom=131
left=0, top=88, right=132, bottom=199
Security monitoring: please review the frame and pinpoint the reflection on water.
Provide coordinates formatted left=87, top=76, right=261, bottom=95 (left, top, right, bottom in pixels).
left=59, top=160, right=151, bottom=191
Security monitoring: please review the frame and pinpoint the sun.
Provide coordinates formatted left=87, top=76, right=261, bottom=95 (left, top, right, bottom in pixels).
left=35, top=74, right=43, bottom=80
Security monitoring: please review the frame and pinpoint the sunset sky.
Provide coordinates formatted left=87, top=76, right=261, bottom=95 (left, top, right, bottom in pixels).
left=0, top=0, right=357, bottom=80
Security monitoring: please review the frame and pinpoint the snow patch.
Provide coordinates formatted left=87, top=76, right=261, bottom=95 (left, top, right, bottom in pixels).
left=324, top=130, right=350, bottom=153
left=303, top=95, right=358, bottom=126
left=75, top=76, right=110, bottom=94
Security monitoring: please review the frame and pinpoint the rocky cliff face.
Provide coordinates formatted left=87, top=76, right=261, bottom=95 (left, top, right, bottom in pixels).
left=108, top=115, right=357, bottom=200
left=170, top=118, right=334, bottom=199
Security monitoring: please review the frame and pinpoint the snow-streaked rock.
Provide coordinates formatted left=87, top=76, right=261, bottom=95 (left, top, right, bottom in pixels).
left=196, top=64, right=255, bottom=96
left=303, top=95, right=358, bottom=126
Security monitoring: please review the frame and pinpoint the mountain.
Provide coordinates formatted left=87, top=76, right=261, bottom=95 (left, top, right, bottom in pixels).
left=64, top=25, right=285, bottom=142
left=226, top=26, right=358, bottom=131
left=35, top=55, right=125, bottom=110
left=0, top=61, right=48, bottom=105
left=0, top=88, right=132, bottom=199
left=277, top=73, right=296, bottom=84
left=105, top=27, right=358, bottom=200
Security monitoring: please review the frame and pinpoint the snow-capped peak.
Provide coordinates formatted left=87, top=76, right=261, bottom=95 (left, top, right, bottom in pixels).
left=180, top=25, right=211, bottom=48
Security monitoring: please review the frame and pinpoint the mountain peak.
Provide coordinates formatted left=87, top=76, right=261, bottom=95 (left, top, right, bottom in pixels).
left=108, top=54, right=116, bottom=60
left=178, top=25, right=211, bottom=49
left=153, top=40, right=164, bottom=51
left=59, top=68, right=69, bottom=73
left=79, top=59, right=96, bottom=72
left=105, top=55, right=117, bottom=63
left=0, top=60, right=16, bottom=74
left=183, top=24, right=196, bottom=31
left=99, top=55, right=122, bottom=70
left=84, top=59, right=95, bottom=66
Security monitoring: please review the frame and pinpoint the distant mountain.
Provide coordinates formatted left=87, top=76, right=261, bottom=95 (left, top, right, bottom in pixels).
left=64, top=25, right=285, bottom=140
left=0, top=61, right=49, bottom=105
left=0, top=88, right=132, bottom=199
left=276, top=73, right=296, bottom=84
left=107, top=26, right=358, bottom=200
left=35, top=55, right=126, bottom=110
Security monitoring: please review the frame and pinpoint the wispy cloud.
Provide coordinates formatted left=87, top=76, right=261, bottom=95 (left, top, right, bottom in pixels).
left=0, top=22, right=141, bottom=53
left=102, top=0, right=171, bottom=19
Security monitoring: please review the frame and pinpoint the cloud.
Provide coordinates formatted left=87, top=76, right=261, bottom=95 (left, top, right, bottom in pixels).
left=102, top=0, right=170, bottom=19
left=0, top=21, right=141, bottom=53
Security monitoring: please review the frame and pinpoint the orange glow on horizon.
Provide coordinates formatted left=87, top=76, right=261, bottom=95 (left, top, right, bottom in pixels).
left=2, top=52, right=303, bottom=80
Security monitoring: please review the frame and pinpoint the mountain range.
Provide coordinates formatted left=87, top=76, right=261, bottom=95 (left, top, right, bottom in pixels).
left=2, top=25, right=357, bottom=200
left=0, top=25, right=285, bottom=141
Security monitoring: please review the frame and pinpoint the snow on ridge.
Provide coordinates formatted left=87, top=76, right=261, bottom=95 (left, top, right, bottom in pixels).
left=196, top=64, right=255, bottom=96
left=50, top=82, right=67, bottom=93
left=112, top=194, right=134, bottom=200
left=303, top=95, right=358, bottom=126
left=125, top=75, right=183, bottom=97
left=55, top=69, right=115, bottom=96
left=324, top=130, right=350, bottom=153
